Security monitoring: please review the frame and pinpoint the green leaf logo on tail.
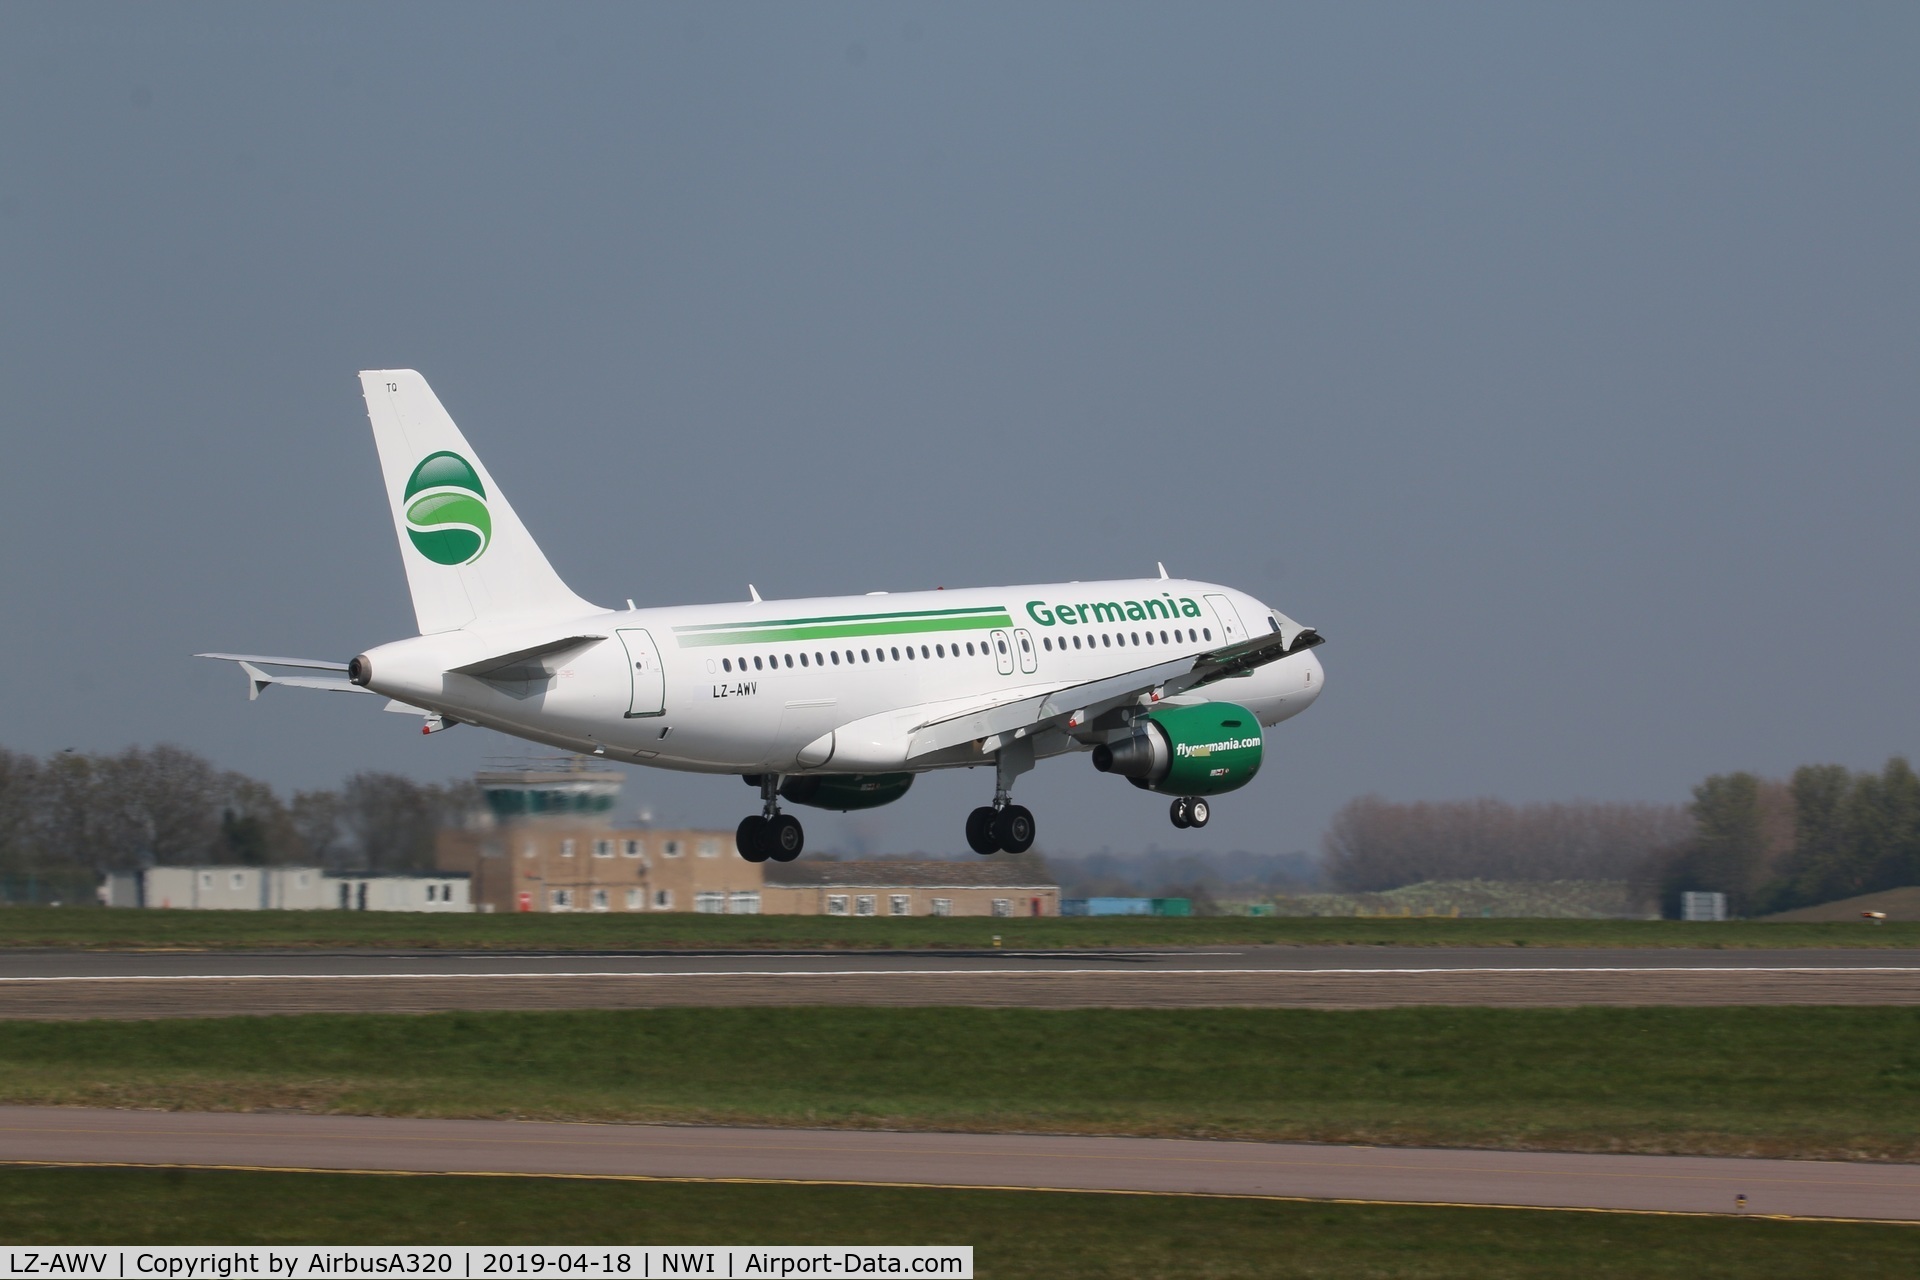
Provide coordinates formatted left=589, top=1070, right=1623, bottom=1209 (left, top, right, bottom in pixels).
left=403, top=452, right=492, bottom=566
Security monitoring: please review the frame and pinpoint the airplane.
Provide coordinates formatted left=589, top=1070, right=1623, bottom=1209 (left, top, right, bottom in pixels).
left=201, top=371, right=1325, bottom=862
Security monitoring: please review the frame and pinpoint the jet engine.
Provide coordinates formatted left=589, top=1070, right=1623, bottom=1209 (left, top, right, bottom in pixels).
left=1090, top=703, right=1263, bottom=796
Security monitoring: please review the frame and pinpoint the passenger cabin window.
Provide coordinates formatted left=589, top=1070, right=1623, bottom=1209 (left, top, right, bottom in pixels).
left=784, top=654, right=793, bottom=668
left=754, top=656, right=764, bottom=670
left=723, top=658, right=732, bottom=672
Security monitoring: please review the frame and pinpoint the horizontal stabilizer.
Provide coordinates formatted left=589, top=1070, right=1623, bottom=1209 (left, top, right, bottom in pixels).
left=201, top=657, right=378, bottom=702
left=194, top=652, right=348, bottom=672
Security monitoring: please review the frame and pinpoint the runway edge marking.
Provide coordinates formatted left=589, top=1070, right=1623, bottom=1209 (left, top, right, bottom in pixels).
left=0, top=1159, right=1913, bottom=1226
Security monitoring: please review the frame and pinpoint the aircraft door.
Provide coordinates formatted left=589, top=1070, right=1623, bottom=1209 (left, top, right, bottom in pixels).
left=990, top=629, right=1015, bottom=676
left=618, top=629, right=666, bottom=717
left=1204, top=595, right=1247, bottom=646
left=1014, top=628, right=1039, bottom=674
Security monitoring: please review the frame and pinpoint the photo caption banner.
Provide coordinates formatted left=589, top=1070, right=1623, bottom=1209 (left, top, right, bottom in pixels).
left=0, top=1248, right=972, bottom=1280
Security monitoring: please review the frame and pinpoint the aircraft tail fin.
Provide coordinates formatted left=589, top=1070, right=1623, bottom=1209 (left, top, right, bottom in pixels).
left=360, top=370, right=597, bottom=634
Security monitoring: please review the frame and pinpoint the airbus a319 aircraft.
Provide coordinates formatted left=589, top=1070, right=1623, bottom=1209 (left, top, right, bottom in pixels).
left=202, top=371, right=1326, bottom=862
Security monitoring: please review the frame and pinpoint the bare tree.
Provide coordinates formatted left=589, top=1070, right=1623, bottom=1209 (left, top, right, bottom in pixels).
left=1323, top=794, right=1692, bottom=892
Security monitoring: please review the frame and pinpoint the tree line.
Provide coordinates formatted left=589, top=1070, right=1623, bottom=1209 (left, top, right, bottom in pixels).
left=1654, top=759, right=1920, bottom=917
left=1323, top=758, right=1920, bottom=917
left=0, top=744, right=477, bottom=900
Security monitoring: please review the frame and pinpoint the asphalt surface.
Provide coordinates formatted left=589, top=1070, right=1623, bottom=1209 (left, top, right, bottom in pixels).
left=0, top=947, right=1916, bottom=1018
left=0, top=1106, right=1914, bottom=1221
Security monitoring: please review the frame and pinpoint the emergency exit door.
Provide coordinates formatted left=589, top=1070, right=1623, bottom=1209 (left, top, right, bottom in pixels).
left=1204, top=595, right=1247, bottom=646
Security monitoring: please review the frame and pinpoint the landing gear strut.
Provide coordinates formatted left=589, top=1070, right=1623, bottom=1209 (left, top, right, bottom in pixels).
left=737, top=774, right=804, bottom=862
left=966, top=741, right=1037, bottom=855
left=1169, top=797, right=1210, bottom=830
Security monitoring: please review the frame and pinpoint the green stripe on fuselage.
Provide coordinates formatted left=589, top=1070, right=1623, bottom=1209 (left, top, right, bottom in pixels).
left=673, top=604, right=1007, bottom=635
left=674, top=610, right=1013, bottom=647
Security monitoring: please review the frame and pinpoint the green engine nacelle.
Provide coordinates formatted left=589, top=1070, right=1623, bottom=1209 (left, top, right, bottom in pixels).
left=779, top=772, right=916, bottom=812
left=1090, top=702, right=1264, bottom=797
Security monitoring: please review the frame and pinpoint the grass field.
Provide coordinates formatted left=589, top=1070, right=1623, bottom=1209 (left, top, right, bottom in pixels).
left=2, top=905, right=1915, bottom=950
left=0, top=1168, right=1912, bottom=1277
left=5, top=1005, right=1918, bottom=1161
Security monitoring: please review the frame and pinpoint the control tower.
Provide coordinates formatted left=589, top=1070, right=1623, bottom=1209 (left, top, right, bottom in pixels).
left=436, top=757, right=759, bottom=914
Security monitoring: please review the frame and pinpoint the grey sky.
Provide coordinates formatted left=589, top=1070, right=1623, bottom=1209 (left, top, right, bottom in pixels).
left=3, top=3, right=1916, bottom=860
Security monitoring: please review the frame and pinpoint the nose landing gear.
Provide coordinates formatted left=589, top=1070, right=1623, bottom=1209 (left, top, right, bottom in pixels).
left=1169, top=797, right=1210, bottom=830
left=737, top=775, right=804, bottom=862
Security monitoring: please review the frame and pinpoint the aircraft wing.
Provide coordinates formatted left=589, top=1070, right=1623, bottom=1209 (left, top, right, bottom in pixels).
left=904, top=624, right=1322, bottom=761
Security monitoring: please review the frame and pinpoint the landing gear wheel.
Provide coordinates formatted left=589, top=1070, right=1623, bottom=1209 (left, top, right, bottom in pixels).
left=1170, top=798, right=1191, bottom=829
left=767, top=813, right=805, bottom=862
left=993, top=804, right=1036, bottom=854
left=1187, top=798, right=1210, bottom=829
left=736, top=816, right=770, bottom=862
left=965, top=806, right=1000, bottom=855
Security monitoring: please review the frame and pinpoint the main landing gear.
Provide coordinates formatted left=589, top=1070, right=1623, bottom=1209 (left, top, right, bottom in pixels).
left=1168, top=797, right=1211, bottom=830
left=966, top=803, right=1036, bottom=855
left=966, top=739, right=1037, bottom=855
left=736, top=775, right=803, bottom=863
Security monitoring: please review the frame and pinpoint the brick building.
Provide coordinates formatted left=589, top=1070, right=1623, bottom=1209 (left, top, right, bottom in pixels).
left=761, top=855, right=1058, bottom=917
left=434, top=761, right=760, bottom=913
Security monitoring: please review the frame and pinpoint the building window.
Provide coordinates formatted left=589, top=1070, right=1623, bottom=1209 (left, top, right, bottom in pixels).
left=931, top=898, right=953, bottom=916
left=591, top=889, right=610, bottom=911
left=551, top=889, right=573, bottom=910
left=623, top=840, right=643, bottom=858
left=889, top=894, right=911, bottom=916
left=424, top=884, right=437, bottom=902
left=229, top=872, right=245, bottom=890
left=694, top=892, right=726, bottom=914
left=855, top=895, right=877, bottom=916
left=560, top=839, right=575, bottom=858
left=663, top=840, right=682, bottom=858
left=625, top=888, right=643, bottom=909
left=729, top=892, right=761, bottom=915
left=295, top=872, right=310, bottom=889
left=594, top=839, right=613, bottom=858
left=827, top=895, right=849, bottom=916
left=199, top=872, right=213, bottom=889
left=697, top=838, right=720, bottom=858
left=992, top=899, right=1012, bottom=917
left=654, top=889, right=673, bottom=910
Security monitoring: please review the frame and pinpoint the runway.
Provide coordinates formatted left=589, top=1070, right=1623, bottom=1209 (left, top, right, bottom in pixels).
left=0, top=1106, right=1914, bottom=1222
left=0, top=947, right=1914, bottom=1018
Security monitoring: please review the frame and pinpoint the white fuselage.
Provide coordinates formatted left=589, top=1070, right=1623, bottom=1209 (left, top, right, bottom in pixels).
left=357, top=578, right=1323, bottom=776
